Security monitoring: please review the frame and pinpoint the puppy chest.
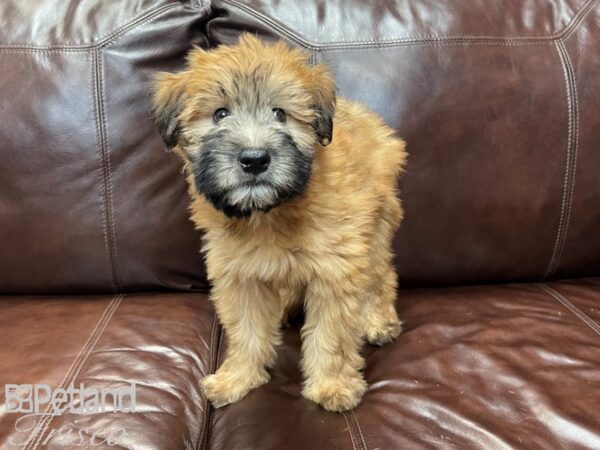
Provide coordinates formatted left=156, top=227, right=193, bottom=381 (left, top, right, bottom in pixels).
left=211, top=238, right=309, bottom=284
left=248, top=245, right=309, bottom=283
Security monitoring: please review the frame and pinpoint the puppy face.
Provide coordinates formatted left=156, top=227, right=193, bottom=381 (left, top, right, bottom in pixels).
left=153, top=34, right=336, bottom=218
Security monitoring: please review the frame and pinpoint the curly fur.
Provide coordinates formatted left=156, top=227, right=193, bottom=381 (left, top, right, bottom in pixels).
left=153, top=34, right=407, bottom=412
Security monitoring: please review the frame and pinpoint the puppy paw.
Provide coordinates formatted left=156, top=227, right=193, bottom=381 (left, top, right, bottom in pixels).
left=365, top=319, right=403, bottom=346
left=201, top=369, right=269, bottom=408
left=303, top=375, right=367, bottom=412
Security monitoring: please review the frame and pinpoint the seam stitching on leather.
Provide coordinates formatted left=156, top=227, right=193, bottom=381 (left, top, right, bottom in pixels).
left=91, top=50, right=116, bottom=292
left=29, top=295, right=124, bottom=449
left=543, top=41, right=579, bottom=280
left=24, top=295, right=124, bottom=450
left=21, top=295, right=119, bottom=449
left=200, top=319, right=224, bottom=450
left=218, top=0, right=596, bottom=50
left=559, top=41, right=580, bottom=274
left=0, top=0, right=595, bottom=53
left=342, top=411, right=359, bottom=450
left=538, top=284, right=600, bottom=337
left=0, top=3, right=180, bottom=51
left=100, top=4, right=211, bottom=50
left=563, top=41, right=580, bottom=271
left=350, top=410, right=368, bottom=450
left=319, top=40, right=556, bottom=51
left=197, top=313, right=221, bottom=450
left=98, top=48, right=121, bottom=290
left=543, top=42, right=573, bottom=279
left=309, top=49, right=316, bottom=66
left=93, top=49, right=121, bottom=292
left=206, top=326, right=225, bottom=446
left=561, top=0, right=598, bottom=40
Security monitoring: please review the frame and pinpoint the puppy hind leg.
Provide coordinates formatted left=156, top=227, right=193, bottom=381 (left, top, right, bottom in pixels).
left=363, top=263, right=403, bottom=346
left=363, top=199, right=403, bottom=346
left=201, top=277, right=282, bottom=408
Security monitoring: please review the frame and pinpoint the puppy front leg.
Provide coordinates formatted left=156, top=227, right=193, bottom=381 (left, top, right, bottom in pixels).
left=202, top=277, right=281, bottom=408
left=301, top=278, right=367, bottom=412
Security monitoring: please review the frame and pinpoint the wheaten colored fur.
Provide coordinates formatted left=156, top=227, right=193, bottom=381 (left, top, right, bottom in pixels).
left=153, top=34, right=406, bottom=412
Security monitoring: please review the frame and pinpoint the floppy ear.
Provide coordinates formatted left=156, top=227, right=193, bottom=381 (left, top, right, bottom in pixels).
left=152, top=72, right=187, bottom=149
left=311, top=65, right=337, bottom=146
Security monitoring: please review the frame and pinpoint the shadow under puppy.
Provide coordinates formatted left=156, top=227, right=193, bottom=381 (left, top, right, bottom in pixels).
left=152, top=34, right=407, bottom=412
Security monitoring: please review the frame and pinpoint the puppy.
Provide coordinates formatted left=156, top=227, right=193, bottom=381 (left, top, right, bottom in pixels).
left=152, top=34, right=406, bottom=412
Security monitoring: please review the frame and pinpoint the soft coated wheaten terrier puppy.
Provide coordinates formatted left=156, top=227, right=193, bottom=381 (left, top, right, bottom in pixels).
left=152, top=34, right=406, bottom=412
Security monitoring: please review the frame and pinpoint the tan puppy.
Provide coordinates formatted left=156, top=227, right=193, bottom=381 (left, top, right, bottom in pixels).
left=152, top=34, right=406, bottom=412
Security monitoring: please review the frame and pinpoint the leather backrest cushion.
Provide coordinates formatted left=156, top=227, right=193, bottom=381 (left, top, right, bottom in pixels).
left=0, top=0, right=211, bottom=293
left=208, top=0, right=600, bottom=287
left=2, top=0, right=599, bottom=293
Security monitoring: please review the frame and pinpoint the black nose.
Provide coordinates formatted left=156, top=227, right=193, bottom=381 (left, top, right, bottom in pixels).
left=238, top=148, right=271, bottom=175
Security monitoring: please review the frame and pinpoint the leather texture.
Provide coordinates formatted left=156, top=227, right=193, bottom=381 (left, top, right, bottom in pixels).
left=1, top=280, right=599, bottom=449
left=0, top=0, right=210, bottom=294
left=1, top=1, right=599, bottom=294
left=1, top=0, right=599, bottom=449
left=209, top=0, right=600, bottom=287
left=209, top=279, right=600, bottom=450
left=0, top=293, right=218, bottom=449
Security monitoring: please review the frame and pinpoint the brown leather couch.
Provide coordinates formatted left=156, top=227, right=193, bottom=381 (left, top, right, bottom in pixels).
left=1, top=1, right=599, bottom=449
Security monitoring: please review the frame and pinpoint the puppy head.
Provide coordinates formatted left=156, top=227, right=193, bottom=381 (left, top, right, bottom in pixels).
left=152, top=34, right=336, bottom=218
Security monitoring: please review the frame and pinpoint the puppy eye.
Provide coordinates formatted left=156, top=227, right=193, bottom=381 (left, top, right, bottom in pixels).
left=214, top=108, right=230, bottom=123
left=272, top=108, right=286, bottom=123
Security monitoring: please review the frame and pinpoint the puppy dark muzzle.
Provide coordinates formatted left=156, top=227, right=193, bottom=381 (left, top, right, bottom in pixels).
left=238, top=148, right=271, bottom=175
